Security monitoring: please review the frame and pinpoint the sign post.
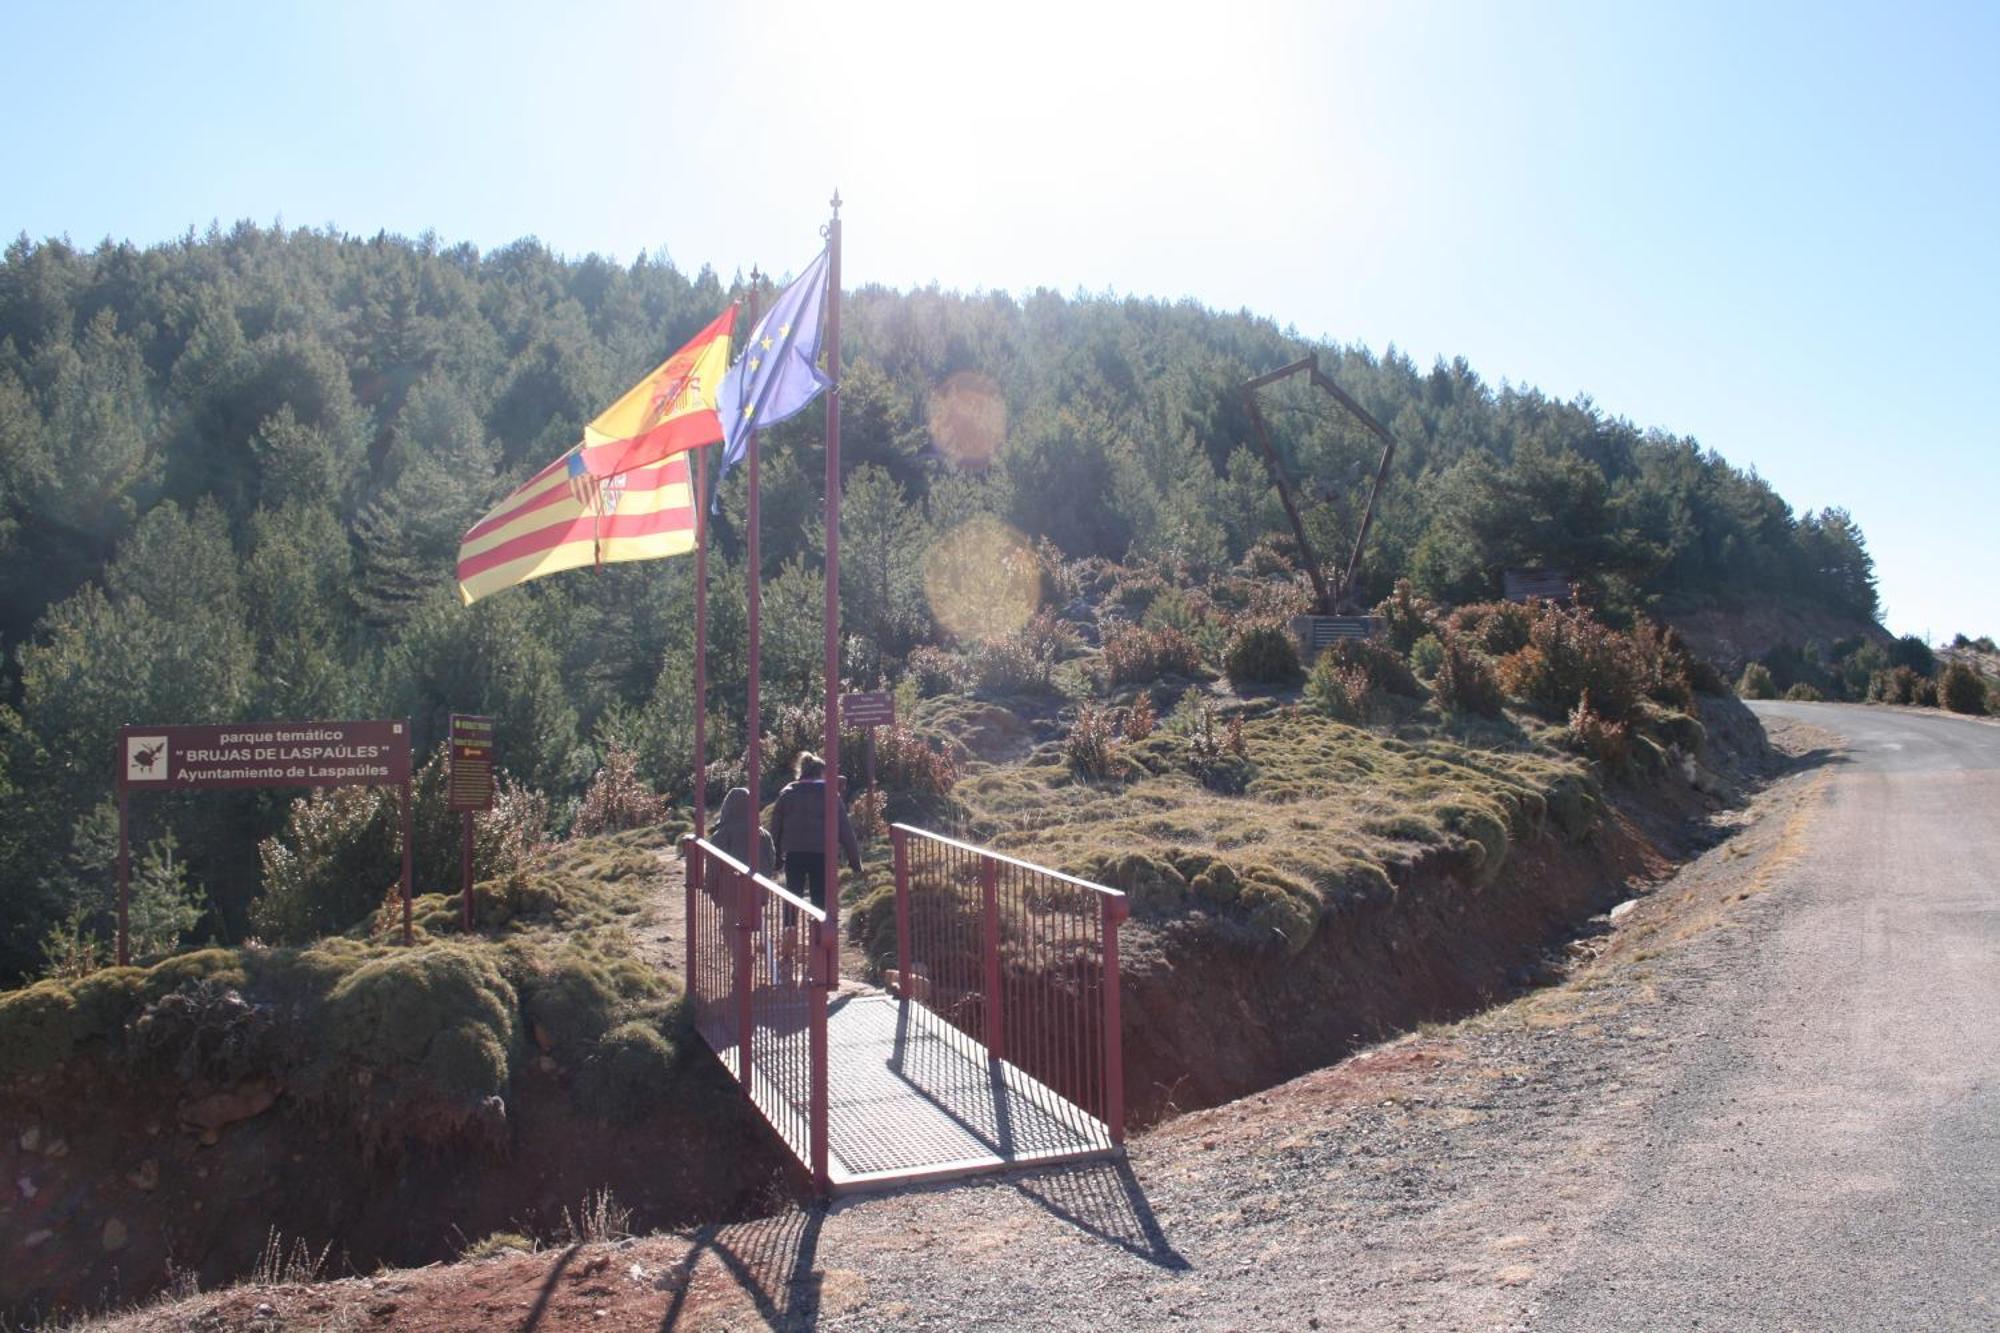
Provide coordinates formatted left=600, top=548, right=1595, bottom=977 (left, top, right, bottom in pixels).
left=447, top=715, right=496, bottom=933
left=115, top=720, right=415, bottom=959
left=840, top=691, right=895, bottom=836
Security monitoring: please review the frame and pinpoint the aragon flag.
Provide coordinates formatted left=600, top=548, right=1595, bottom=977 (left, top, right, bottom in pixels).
left=455, top=308, right=734, bottom=604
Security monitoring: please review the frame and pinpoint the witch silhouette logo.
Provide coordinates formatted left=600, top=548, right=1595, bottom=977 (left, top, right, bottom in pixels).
left=126, top=736, right=168, bottom=782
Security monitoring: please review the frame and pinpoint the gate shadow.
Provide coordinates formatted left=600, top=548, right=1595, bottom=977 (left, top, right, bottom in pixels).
left=1009, top=1158, right=1188, bottom=1270
left=658, top=1205, right=825, bottom=1332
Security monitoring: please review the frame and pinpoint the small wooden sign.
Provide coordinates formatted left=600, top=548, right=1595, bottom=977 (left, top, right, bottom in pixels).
left=448, top=714, right=496, bottom=812
left=841, top=691, right=896, bottom=729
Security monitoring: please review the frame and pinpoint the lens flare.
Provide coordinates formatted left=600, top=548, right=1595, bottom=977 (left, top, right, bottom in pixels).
left=923, top=516, right=1040, bottom=643
left=927, top=371, right=1007, bottom=469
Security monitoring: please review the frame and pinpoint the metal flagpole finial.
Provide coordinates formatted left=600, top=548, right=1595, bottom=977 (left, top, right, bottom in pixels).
left=829, top=189, right=842, bottom=218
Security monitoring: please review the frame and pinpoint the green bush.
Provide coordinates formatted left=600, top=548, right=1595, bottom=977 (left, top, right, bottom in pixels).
left=905, top=645, right=969, bottom=697
left=1939, top=662, right=1987, bottom=714
left=1100, top=624, right=1203, bottom=686
left=1222, top=621, right=1302, bottom=686
left=1408, top=633, right=1445, bottom=680
left=575, top=1020, right=679, bottom=1124
left=1321, top=637, right=1424, bottom=699
left=520, top=949, right=625, bottom=1053
left=1497, top=605, right=1645, bottom=721
left=323, top=945, right=516, bottom=1108
left=1737, top=662, right=1777, bottom=700
left=1305, top=653, right=1371, bottom=723
left=1783, top=682, right=1824, bottom=702
left=1062, top=703, right=1121, bottom=779
left=1564, top=691, right=1629, bottom=766
left=1432, top=632, right=1505, bottom=717
left=1374, top=580, right=1438, bottom=654
left=1445, top=601, right=1535, bottom=657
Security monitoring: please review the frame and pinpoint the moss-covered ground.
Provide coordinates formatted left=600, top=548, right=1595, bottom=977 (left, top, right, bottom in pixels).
left=0, top=827, right=689, bottom=1148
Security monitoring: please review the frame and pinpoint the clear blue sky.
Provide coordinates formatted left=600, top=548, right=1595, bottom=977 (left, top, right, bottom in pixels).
left=5, top=0, right=1995, bottom=639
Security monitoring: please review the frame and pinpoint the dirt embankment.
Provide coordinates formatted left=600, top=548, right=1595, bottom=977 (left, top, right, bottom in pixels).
left=0, top=1052, right=786, bottom=1325
left=1114, top=694, right=1771, bottom=1124
left=1665, top=603, right=1888, bottom=677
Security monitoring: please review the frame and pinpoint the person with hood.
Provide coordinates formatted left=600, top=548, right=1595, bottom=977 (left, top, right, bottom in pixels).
left=707, top=786, right=776, bottom=875
left=766, top=751, right=863, bottom=911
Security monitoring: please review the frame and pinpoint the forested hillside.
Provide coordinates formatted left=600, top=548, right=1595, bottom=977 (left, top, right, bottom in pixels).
left=0, top=224, right=1877, bottom=981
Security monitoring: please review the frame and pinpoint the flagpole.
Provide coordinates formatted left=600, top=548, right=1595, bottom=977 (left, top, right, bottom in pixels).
left=822, top=191, right=844, bottom=989
left=744, top=269, right=765, bottom=876
left=692, top=407, right=711, bottom=836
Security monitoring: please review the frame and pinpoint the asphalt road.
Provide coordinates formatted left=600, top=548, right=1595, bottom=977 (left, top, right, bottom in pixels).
left=1536, top=703, right=2000, bottom=1330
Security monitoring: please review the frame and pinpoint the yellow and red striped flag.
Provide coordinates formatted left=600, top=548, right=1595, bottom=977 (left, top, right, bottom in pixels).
left=455, top=309, right=734, bottom=605
left=456, top=447, right=699, bottom=605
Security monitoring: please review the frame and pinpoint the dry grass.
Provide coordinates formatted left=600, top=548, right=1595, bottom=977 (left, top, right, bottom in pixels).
left=879, top=692, right=1601, bottom=956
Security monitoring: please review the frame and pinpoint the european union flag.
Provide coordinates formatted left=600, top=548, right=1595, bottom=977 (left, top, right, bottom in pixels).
left=717, top=249, right=832, bottom=479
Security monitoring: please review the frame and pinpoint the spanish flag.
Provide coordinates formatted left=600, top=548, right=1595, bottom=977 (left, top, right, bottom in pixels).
left=576, top=305, right=737, bottom=477
left=455, top=309, right=734, bottom=604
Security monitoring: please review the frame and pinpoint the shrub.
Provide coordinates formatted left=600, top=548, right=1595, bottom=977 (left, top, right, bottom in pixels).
left=1688, top=656, right=1733, bottom=697
left=1498, top=605, right=1645, bottom=720
left=1446, top=601, right=1535, bottom=657
left=905, top=645, right=969, bottom=697
left=1100, top=624, right=1202, bottom=686
left=1063, top=703, right=1120, bottom=779
left=1868, top=665, right=1923, bottom=705
left=1432, top=632, right=1505, bottom=717
left=870, top=723, right=960, bottom=797
left=1630, top=618, right=1696, bottom=710
left=1374, top=579, right=1438, bottom=653
left=1409, top=633, right=1445, bottom=681
left=1738, top=662, right=1777, bottom=699
left=971, top=633, right=1056, bottom=693
left=571, top=743, right=669, bottom=837
left=1939, top=662, right=1987, bottom=714
left=253, top=786, right=402, bottom=944
left=1322, top=637, right=1424, bottom=699
left=1564, top=691, right=1629, bottom=766
left=1888, top=635, right=1936, bottom=675
left=1783, top=682, right=1825, bottom=702
left=1223, top=621, right=1302, bottom=686
left=323, top=946, right=517, bottom=1132
left=575, top=1020, right=679, bottom=1124
left=1122, top=690, right=1157, bottom=741
left=1305, top=653, right=1371, bottom=723
left=1914, top=675, right=1940, bottom=707
left=1018, top=607, right=1083, bottom=662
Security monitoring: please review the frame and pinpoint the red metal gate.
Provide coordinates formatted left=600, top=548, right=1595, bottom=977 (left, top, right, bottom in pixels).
left=890, top=824, right=1128, bottom=1145
left=684, top=826, right=1127, bottom=1194
left=684, top=836, right=831, bottom=1188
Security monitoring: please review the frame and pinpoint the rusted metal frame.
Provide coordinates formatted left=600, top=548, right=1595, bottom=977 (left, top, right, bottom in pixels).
left=1240, top=378, right=1335, bottom=615
left=1308, top=367, right=1399, bottom=609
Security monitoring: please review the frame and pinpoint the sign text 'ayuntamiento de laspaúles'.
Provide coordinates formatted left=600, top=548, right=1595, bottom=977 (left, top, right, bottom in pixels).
left=118, top=721, right=412, bottom=791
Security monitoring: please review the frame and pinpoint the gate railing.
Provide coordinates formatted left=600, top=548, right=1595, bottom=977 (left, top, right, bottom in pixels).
left=889, top=824, right=1129, bottom=1144
left=683, top=835, right=830, bottom=1187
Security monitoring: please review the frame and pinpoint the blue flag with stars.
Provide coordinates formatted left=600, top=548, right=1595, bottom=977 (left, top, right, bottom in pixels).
left=717, top=249, right=832, bottom=479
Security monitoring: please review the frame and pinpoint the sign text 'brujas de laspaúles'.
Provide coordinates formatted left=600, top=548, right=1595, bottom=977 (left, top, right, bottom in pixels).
left=117, top=721, right=412, bottom=791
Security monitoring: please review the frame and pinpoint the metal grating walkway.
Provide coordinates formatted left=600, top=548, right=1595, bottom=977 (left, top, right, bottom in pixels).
left=704, top=992, right=1117, bottom=1194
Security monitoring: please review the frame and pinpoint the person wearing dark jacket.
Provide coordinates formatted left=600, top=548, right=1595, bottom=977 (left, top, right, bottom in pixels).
left=767, top=751, right=863, bottom=910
